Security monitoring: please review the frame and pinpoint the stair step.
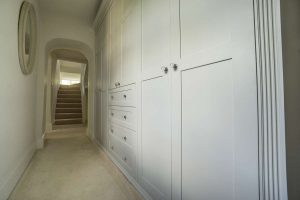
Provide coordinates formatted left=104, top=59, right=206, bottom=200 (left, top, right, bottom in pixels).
left=60, top=84, right=80, bottom=88
left=57, top=98, right=81, bottom=103
left=56, top=108, right=82, bottom=113
left=55, top=113, right=82, bottom=119
left=55, top=118, right=82, bottom=125
left=56, top=103, right=82, bottom=108
left=57, top=94, right=81, bottom=98
left=58, top=90, right=81, bottom=95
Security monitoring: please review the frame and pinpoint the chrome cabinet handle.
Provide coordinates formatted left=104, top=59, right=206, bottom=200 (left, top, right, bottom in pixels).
left=161, top=66, right=168, bottom=74
left=171, top=63, right=178, bottom=71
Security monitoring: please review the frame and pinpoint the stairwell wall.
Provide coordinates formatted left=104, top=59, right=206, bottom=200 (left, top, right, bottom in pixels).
left=0, top=0, right=40, bottom=199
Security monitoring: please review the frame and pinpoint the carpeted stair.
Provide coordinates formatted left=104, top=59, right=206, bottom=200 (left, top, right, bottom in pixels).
left=55, top=84, right=83, bottom=125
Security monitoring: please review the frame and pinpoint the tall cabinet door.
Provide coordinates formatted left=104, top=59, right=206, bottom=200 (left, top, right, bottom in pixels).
left=141, top=74, right=172, bottom=200
left=109, top=0, right=122, bottom=89
left=121, top=0, right=141, bottom=85
left=171, top=0, right=259, bottom=199
left=141, top=0, right=171, bottom=80
left=140, top=0, right=172, bottom=199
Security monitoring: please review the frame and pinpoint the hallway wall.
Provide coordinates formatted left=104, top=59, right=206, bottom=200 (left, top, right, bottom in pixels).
left=35, top=9, right=96, bottom=145
left=0, top=0, right=40, bottom=199
left=281, top=0, right=300, bottom=199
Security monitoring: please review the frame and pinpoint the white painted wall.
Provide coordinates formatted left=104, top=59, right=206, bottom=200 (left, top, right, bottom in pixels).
left=281, top=1, right=300, bottom=199
left=0, top=0, right=40, bottom=199
left=35, top=9, right=96, bottom=145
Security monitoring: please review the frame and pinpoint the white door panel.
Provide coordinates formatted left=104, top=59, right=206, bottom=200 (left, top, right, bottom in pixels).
left=182, top=61, right=235, bottom=200
left=109, top=27, right=122, bottom=89
left=122, top=1, right=141, bottom=85
left=141, top=75, right=171, bottom=200
left=142, top=0, right=170, bottom=80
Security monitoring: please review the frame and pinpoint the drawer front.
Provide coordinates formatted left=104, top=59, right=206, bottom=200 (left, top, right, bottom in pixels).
left=108, top=135, right=136, bottom=177
left=109, top=122, right=137, bottom=148
left=109, top=85, right=136, bottom=107
left=109, top=107, right=136, bottom=130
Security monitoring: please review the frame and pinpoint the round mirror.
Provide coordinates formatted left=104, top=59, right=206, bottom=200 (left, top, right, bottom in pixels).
left=18, top=1, right=37, bottom=75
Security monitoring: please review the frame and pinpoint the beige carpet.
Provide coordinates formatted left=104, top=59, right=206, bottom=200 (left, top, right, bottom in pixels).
left=9, top=129, right=143, bottom=200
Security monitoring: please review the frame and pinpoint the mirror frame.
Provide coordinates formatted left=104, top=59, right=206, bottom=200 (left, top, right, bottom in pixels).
left=18, top=1, right=37, bottom=75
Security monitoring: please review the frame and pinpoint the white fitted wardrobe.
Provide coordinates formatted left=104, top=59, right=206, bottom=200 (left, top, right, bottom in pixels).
left=94, top=0, right=288, bottom=199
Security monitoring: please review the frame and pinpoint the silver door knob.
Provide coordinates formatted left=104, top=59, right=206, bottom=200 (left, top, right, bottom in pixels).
left=172, top=63, right=178, bottom=71
left=162, top=66, right=168, bottom=74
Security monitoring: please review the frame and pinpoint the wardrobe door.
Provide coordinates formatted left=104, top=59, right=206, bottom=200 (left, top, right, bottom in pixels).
left=141, top=74, right=171, bottom=200
left=100, top=91, right=108, bottom=148
left=109, top=1, right=122, bottom=89
left=141, top=0, right=170, bottom=80
left=171, top=0, right=259, bottom=199
left=121, top=0, right=141, bottom=85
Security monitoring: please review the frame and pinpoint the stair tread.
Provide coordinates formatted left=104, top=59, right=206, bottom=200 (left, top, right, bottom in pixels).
left=55, top=118, right=82, bottom=121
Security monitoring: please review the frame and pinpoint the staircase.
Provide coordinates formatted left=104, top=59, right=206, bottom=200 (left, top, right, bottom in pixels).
left=55, top=84, right=83, bottom=125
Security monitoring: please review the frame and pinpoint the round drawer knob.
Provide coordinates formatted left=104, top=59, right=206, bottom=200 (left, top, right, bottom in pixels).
left=123, top=115, right=127, bottom=120
left=123, top=94, right=127, bottom=99
left=123, top=136, right=127, bottom=141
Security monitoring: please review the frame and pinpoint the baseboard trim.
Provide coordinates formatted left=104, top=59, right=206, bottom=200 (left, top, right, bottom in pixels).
left=0, top=142, right=36, bottom=200
left=92, top=139, right=152, bottom=200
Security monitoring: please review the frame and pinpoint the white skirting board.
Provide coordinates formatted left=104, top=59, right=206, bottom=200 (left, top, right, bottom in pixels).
left=92, top=139, right=153, bottom=200
left=0, top=142, right=36, bottom=200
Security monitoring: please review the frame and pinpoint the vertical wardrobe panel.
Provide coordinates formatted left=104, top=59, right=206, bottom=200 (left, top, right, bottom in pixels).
left=121, top=1, right=141, bottom=85
left=181, top=61, right=235, bottom=200
left=142, top=0, right=170, bottom=80
left=141, top=76, right=171, bottom=200
left=101, top=91, right=108, bottom=148
left=172, top=0, right=259, bottom=199
left=109, top=1, right=122, bottom=89
left=109, top=27, right=122, bottom=89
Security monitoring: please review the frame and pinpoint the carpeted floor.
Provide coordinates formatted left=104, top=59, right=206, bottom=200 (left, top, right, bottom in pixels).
left=9, top=128, right=143, bottom=200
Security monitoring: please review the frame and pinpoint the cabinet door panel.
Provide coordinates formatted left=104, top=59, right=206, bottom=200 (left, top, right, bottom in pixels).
left=142, top=0, right=170, bottom=80
left=122, top=1, right=141, bottom=85
left=141, top=75, right=171, bottom=200
left=182, top=61, right=234, bottom=200
left=109, top=27, right=122, bottom=89
left=178, top=60, right=259, bottom=200
left=101, top=91, right=108, bottom=148
left=180, top=0, right=231, bottom=60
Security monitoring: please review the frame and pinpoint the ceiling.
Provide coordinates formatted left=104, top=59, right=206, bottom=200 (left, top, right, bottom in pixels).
left=52, top=49, right=88, bottom=63
left=60, top=60, right=84, bottom=74
left=39, top=0, right=102, bottom=24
